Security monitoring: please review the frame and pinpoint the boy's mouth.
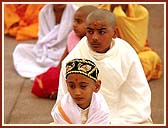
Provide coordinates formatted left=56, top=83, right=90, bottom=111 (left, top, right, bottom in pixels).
left=74, top=97, right=83, bottom=101
left=90, top=42, right=101, bottom=48
left=74, top=29, right=80, bottom=34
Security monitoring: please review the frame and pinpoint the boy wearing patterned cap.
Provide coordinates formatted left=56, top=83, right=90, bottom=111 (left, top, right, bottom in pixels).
left=51, top=58, right=110, bottom=124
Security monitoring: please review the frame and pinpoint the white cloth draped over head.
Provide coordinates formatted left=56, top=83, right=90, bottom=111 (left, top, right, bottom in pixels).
left=51, top=92, right=110, bottom=124
left=56, top=36, right=152, bottom=125
left=13, top=4, right=77, bottom=79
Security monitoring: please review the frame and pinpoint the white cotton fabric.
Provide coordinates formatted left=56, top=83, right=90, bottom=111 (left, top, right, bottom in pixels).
left=12, top=4, right=77, bottom=79
left=51, top=92, right=110, bottom=124
left=56, top=36, right=152, bottom=125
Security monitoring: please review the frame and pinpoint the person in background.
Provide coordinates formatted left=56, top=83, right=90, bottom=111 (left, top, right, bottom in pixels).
left=4, top=4, right=44, bottom=41
left=56, top=9, right=152, bottom=125
left=31, top=5, right=97, bottom=100
left=13, top=4, right=77, bottom=79
left=51, top=58, right=110, bottom=124
left=57, top=5, right=97, bottom=69
left=98, top=4, right=162, bottom=81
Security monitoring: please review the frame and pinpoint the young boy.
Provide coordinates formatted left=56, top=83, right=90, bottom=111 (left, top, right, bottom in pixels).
left=57, top=9, right=152, bottom=124
left=57, top=5, right=97, bottom=69
left=51, top=58, right=110, bottom=124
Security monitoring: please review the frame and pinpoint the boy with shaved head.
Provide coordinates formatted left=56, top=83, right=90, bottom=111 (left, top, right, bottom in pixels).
left=54, top=9, right=152, bottom=125
left=58, top=5, right=97, bottom=69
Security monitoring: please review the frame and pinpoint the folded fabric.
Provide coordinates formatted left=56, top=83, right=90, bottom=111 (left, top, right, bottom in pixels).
left=113, top=4, right=149, bottom=53
left=13, top=4, right=77, bottom=79
left=32, top=67, right=60, bottom=99
left=113, top=4, right=162, bottom=81
left=4, top=4, right=44, bottom=41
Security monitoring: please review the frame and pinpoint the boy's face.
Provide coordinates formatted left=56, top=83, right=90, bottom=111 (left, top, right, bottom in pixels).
left=53, top=4, right=66, bottom=12
left=86, top=19, right=114, bottom=53
left=66, top=73, right=100, bottom=109
left=73, top=11, right=87, bottom=38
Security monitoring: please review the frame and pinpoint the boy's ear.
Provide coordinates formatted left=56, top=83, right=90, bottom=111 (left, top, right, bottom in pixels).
left=113, top=26, right=120, bottom=38
left=94, top=80, right=101, bottom=93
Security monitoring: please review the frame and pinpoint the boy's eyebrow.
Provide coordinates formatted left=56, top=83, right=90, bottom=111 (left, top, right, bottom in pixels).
left=80, top=82, right=89, bottom=84
left=74, top=17, right=81, bottom=20
left=86, top=27, right=107, bottom=30
left=67, top=81, right=89, bottom=85
left=97, top=28, right=107, bottom=31
left=86, top=27, right=93, bottom=30
left=67, top=81, right=74, bottom=84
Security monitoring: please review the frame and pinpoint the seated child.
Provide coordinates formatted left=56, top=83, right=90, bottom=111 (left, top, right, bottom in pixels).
left=31, top=5, right=97, bottom=99
left=51, top=58, right=110, bottom=124
left=57, top=5, right=97, bottom=69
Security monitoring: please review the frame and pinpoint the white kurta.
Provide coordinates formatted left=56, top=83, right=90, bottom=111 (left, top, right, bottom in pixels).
left=12, top=4, right=77, bottom=79
left=51, top=92, right=110, bottom=124
left=56, top=36, right=152, bottom=125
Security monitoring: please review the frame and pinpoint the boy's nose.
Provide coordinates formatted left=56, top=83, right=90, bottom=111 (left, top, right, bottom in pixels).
left=73, top=22, right=77, bottom=28
left=92, top=32, right=98, bottom=41
left=74, top=88, right=81, bottom=95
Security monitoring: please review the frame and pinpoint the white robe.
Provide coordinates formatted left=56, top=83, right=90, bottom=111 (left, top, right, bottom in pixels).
left=51, top=92, right=110, bottom=124
left=57, top=36, right=152, bottom=125
left=12, top=4, right=77, bottom=79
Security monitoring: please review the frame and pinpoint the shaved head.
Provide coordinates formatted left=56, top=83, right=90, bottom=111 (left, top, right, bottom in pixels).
left=76, top=5, right=97, bottom=17
left=86, top=9, right=115, bottom=28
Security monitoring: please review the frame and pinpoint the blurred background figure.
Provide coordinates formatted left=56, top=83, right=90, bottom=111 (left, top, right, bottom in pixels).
left=4, top=4, right=44, bottom=41
left=12, top=4, right=77, bottom=79
left=98, top=4, right=162, bottom=81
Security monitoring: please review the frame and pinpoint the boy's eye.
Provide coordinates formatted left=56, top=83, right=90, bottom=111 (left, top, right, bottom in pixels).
left=87, top=30, right=93, bottom=34
left=80, top=83, right=88, bottom=89
left=68, top=83, right=75, bottom=89
left=75, top=19, right=82, bottom=24
left=99, top=31, right=105, bottom=35
left=80, top=85, right=87, bottom=89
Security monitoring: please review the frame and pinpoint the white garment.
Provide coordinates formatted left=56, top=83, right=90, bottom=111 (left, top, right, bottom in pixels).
left=51, top=92, right=110, bottom=124
left=13, top=4, right=77, bottom=78
left=56, top=36, right=152, bottom=125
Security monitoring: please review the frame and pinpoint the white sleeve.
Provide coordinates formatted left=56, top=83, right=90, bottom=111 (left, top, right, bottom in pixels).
left=111, top=56, right=152, bottom=124
left=38, top=5, right=55, bottom=40
left=38, top=7, right=48, bottom=40
left=56, top=63, right=68, bottom=104
left=51, top=103, right=68, bottom=124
